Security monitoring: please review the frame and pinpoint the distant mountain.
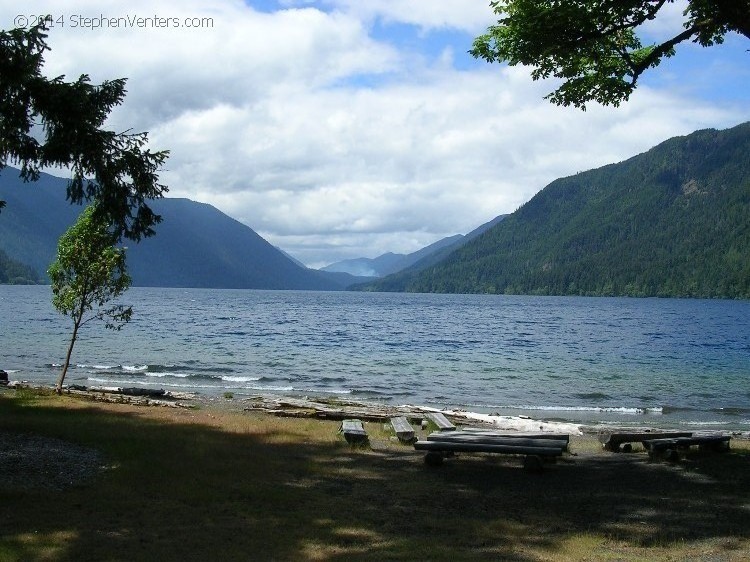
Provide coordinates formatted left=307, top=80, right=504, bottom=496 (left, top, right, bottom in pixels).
left=363, top=122, right=750, bottom=299
left=322, top=215, right=506, bottom=278
left=322, top=236, right=461, bottom=277
left=0, top=247, right=43, bottom=284
left=0, top=169, right=348, bottom=290
left=394, top=215, right=507, bottom=276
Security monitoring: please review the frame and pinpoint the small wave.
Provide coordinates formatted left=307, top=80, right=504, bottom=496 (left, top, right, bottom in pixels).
left=494, top=405, right=664, bottom=415
left=144, top=372, right=192, bottom=378
left=297, top=387, right=352, bottom=396
left=679, top=420, right=750, bottom=427
left=221, top=375, right=262, bottom=383
left=711, top=407, right=750, bottom=416
left=574, top=392, right=613, bottom=400
left=86, top=377, right=118, bottom=384
left=251, top=385, right=294, bottom=392
left=352, top=389, right=389, bottom=397
left=351, top=388, right=413, bottom=398
left=86, top=377, right=222, bottom=390
left=123, top=365, right=148, bottom=372
left=661, top=405, right=697, bottom=414
left=147, top=364, right=180, bottom=372
left=192, top=366, right=235, bottom=374
left=256, top=375, right=288, bottom=382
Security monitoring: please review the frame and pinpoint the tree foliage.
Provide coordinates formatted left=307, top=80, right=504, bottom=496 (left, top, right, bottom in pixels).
left=48, top=203, right=132, bottom=392
left=0, top=23, right=168, bottom=240
left=471, top=0, right=750, bottom=108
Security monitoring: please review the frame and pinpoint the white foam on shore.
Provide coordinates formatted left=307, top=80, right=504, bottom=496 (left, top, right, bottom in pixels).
left=221, top=375, right=262, bottom=383
left=513, top=405, right=663, bottom=415
left=409, top=405, right=583, bottom=435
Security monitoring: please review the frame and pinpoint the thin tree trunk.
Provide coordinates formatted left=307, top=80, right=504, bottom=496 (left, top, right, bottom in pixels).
left=56, top=317, right=81, bottom=394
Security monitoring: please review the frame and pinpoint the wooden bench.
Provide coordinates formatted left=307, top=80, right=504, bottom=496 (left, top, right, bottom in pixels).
left=643, top=434, right=731, bottom=461
left=424, top=412, right=456, bottom=431
left=598, top=431, right=692, bottom=452
left=340, top=419, right=368, bottom=445
left=458, top=428, right=570, bottom=447
left=390, top=417, right=416, bottom=443
left=415, top=430, right=568, bottom=471
left=426, top=432, right=569, bottom=451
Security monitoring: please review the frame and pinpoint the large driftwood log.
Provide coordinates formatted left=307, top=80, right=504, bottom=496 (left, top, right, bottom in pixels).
left=414, top=439, right=565, bottom=457
left=599, top=431, right=692, bottom=451
left=426, top=433, right=568, bottom=451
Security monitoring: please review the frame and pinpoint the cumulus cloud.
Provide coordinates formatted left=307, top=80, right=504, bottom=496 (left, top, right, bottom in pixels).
left=4, top=0, right=749, bottom=268
left=309, top=0, right=496, bottom=32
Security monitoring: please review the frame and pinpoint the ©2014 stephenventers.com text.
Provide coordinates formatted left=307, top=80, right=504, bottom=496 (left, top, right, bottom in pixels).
left=13, top=14, right=215, bottom=30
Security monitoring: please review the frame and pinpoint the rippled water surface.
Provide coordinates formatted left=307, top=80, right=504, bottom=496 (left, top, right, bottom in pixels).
left=2, top=286, right=748, bottom=429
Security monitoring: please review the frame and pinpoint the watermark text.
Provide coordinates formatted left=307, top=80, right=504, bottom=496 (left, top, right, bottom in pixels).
left=13, top=14, right=214, bottom=31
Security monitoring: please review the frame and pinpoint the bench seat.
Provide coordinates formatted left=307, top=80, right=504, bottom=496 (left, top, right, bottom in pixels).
left=425, top=412, right=456, bottom=431
left=340, top=419, right=368, bottom=444
left=390, top=416, right=416, bottom=443
left=414, top=430, right=568, bottom=471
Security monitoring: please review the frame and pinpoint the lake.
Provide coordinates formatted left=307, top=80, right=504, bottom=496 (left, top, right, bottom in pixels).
left=2, top=285, right=749, bottom=429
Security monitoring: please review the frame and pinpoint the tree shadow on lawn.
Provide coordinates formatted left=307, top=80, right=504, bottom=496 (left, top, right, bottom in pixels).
left=1, top=397, right=749, bottom=561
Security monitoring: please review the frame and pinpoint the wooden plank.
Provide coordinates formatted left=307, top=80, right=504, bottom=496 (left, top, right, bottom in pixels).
left=643, top=434, right=730, bottom=453
left=598, top=431, right=692, bottom=451
left=340, top=419, right=368, bottom=444
left=425, top=412, right=456, bottom=431
left=454, top=429, right=570, bottom=444
left=390, top=416, right=416, bottom=443
left=414, top=439, right=564, bottom=457
left=426, top=433, right=568, bottom=451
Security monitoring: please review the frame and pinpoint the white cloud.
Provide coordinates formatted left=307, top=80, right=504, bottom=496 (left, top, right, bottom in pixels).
left=5, top=0, right=749, bottom=268
left=318, top=0, right=496, bottom=32
left=638, top=0, right=689, bottom=42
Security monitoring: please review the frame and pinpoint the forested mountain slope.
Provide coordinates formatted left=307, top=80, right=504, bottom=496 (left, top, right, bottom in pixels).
left=0, top=170, right=342, bottom=290
left=365, top=122, right=750, bottom=298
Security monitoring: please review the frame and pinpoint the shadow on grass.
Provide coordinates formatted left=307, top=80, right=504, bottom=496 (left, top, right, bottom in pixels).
left=2, top=393, right=750, bottom=561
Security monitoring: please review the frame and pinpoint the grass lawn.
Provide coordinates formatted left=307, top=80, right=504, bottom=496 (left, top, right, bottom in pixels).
left=2, top=388, right=750, bottom=561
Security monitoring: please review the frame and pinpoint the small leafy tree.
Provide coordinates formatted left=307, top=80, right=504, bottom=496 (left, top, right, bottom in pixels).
left=471, top=0, right=750, bottom=109
left=48, top=203, right=132, bottom=393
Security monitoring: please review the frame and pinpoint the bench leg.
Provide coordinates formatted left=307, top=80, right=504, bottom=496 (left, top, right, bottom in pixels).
left=523, top=455, right=544, bottom=473
left=700, top=441, right=730, bottom=453
left=424, top=451, right=444, bottom=466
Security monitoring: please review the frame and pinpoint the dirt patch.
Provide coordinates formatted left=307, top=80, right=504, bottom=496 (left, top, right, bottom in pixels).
left=0, top=431, right=105, bottom=491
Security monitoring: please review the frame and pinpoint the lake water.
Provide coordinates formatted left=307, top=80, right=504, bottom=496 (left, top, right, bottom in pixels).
left=2, top=285, right=749, bottom=430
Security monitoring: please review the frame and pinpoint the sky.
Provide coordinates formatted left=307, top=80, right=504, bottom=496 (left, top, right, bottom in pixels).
left=4, top=1, right=750, bottom=268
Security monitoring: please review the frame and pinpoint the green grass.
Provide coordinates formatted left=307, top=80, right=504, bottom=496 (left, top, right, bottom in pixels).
left=2, top=389, right=750, bottom=561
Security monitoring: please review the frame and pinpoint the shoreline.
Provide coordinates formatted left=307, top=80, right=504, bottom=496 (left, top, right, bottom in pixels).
left=5, top=381, right=750, bottom=561
left=5, top=381, right=750, bottom=438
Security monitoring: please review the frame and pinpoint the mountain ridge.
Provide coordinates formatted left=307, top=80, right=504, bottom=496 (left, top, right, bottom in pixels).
left=362, top=122, right=750, bottom=299
left=322, top=215, right=507, bottom=277
left=0, top=170, right=345, bottom=290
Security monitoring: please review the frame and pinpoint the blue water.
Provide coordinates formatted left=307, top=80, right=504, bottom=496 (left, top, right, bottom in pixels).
left=2, top=285, right=749, bottom=429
